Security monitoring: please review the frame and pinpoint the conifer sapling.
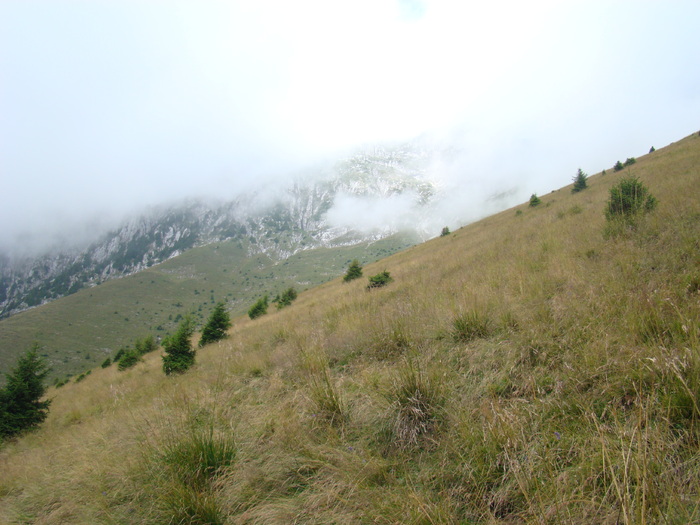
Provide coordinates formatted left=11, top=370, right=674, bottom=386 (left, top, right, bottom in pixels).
left=162, top=316, right=196, bottom=375
left=199, top=302, right=232, bottom=346
left=343, top=259, right=363, bottom=283
left=0, top=345, right=51, bottom=438
left=571, top=168, right=588, bottom=193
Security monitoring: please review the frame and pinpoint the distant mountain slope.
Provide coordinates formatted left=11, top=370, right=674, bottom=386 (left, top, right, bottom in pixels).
left=0, top=142, right=435, bottom=319
left=0, top=231, right=418, bottom=382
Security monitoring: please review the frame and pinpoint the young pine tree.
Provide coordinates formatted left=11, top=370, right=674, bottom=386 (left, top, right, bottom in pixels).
left=135, top=334, right=157, bottom=355
left=117, top=350, right=140, bottom=371
left=162, top=316, right=196, bottom=375
left=199, top=302, right=232, bottom=347
left=276, top=288, right=298, bottom=310
left=0, top=345, right=51, bottom=439
left=367, top=270, right=393, bottom=289
left=605, top=175, right=657, bottom=222
left=343, top=259, right=363, bottom=282
left=248, top=295, right=269, bottom=319
left=571, top=168, right=588, bottom=193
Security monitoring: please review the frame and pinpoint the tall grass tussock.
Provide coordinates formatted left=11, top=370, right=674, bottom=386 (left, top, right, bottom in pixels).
left=1, top=132, right=699, bottom=523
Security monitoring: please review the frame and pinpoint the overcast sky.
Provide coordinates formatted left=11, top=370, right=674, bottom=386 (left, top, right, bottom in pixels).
left=1, top=0, right=699, bottom=254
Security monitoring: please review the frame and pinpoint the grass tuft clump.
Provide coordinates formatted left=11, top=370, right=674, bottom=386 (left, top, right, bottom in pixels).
left=159, top=424, right=237, bottom=489
left=452, top=310, right=494, bottom=343
left=301, top=349, right=346, bottom=427
left=384, top=357, right=446, bottom=451
left=660, top=347, right=700, bottom=431
left=136, top=407, right=236, bottom=524
left=157, top=482, right=226, bottom=525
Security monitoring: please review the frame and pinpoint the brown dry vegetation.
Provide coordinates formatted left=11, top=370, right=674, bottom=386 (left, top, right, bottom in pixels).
left=1, top=133, right=699, bottom=524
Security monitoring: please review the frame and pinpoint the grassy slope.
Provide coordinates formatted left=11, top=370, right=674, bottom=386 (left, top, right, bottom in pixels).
left=0, top=233, right=417, bottom=382
left=0, top=133, right=699, bottom=523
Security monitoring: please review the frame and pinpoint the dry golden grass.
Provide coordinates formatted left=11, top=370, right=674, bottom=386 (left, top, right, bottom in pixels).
left=1, top=132, right=699, bottom=523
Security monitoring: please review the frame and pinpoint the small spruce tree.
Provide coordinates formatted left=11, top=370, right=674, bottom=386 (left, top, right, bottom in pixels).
left=367, top=270, right=393, bottom=289
left=343, top=259, right=363, bottom=283
left=162, top=316, right=196, bottom=375
left=613, top=160, right=624, bottom=172
left=440, top=226, right=450, bottom=237
left=135, top=335, right=157, bottom=355
left=248, top=295, right=269, bottom=319
left=117, top=350, right=140, bottom=371
left=199, top=302, right=232, bottom=346
left=571, top=168, right=588, bottom=193
left=276, top=288, right=298, bottom=310
left=529, top=194, right=541, bottom=207
left=0, top=345, right=51, bottom=439
left=605, top=176, right=657, bottom=222
left=113, top=348, right=126, bottom=363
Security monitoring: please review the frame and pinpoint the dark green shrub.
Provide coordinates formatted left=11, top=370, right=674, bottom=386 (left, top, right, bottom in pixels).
left=440, top=226, right=450, bottom=237
left=605, top=176, right=657, bottom=222
left=613, top=160, right=624, bottom=172
left=0, top=345, right=51, bottom=439
left=529, top=194, right=541, bottom=207
left=117, top=350, right=140, bottom=371
left=113, top=348, right=126, bottom=363
left=248, top=295, right=268, bottom=319
left=343, top=259, right=363, bottom=282
left=162, top=316, right=196, bottom=375
left=74, top=370, right=91, bottom=382
left=624, top=157, right=636, bottom=166
left=649, top=146, right=655, bottom=153
left=199, top=302, right=231, bottom=346
left=367, top=271, right=393, bottom=290
left=571, top=168, right=588, bottom=193
left=276, top=287, right=298, bottom=310
left=135, top=335, right=157, bottom=355
left=101, top=357, right=112, bottom=368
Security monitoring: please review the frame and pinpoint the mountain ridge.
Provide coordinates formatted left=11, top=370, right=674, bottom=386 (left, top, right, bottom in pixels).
left=0, top=142, right=439, bottom=319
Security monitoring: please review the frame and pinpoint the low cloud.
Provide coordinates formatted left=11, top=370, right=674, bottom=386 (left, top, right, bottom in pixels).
left=325, top=191, right=422, bottom=234
left=1, top=2, right=698, bottom=257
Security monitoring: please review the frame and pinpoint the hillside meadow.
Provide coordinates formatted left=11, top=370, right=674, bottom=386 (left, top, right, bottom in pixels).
left=1, top=133, right=699, bottom=523
left=0, top=232, right=417, bottom=383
